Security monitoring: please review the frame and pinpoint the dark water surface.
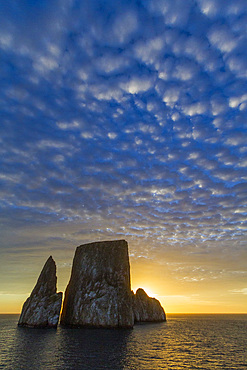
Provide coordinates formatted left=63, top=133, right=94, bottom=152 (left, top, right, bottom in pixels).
left=0, top=314, right=246, bottom=369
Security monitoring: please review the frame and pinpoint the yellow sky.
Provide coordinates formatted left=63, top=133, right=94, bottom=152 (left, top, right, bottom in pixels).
left=130, top=257, right=247, bottom=314
left=1, top=253, right=246, bottom=314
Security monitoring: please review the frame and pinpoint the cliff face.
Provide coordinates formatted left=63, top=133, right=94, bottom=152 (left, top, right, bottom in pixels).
left=18, top=256, right=62, bottom=328
left=133, top=288, right=166, bottom=323
left=60, top=240, right=134, bottom=328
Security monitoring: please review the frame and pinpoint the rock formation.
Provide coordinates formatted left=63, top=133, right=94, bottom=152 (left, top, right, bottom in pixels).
left=60, top=240, right=134, bottom=328
left=18, top=240, right=166, bottom=328
left=18, top=256, right=62, bottom=328
left=132, top=288, right=166, bottom=322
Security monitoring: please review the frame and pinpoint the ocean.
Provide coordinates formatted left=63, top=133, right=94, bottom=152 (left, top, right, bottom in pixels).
left=0, top=314, right=246, bottom=369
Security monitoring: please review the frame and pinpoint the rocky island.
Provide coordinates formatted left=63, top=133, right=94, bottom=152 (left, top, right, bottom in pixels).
left=19, top=240, right=166, bottom=328
left=133, top=288, right=166, bottom=322
left=61, top=240, right=134, bottom=327
left=18, top=256, right=62, bottom=328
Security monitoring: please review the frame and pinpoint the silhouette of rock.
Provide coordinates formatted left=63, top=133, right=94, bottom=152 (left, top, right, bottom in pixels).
left=18, top=256, right=62, bottom=328
left=61, top=240, right=134, bottom=328
left=133, top=288, right=166, bottom=322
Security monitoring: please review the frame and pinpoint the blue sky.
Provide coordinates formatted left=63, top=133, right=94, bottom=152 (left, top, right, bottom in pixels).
left=0, top=0, right=247, bottom=312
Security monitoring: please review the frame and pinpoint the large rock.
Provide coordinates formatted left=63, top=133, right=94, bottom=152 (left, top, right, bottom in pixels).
left=60, top=240, right=134, bottom=328
left=18, top=256, right=62, bottom=328
left=133, top=288, right=166, bottom=322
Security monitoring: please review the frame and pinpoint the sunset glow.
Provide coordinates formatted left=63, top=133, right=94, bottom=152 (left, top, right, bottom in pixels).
left=0, top=0, right=247, bottom=314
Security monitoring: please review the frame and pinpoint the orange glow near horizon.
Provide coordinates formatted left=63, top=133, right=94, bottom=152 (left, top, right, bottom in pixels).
left=1, top=294, right=247, bottom=315
left=1, top=291, right=247, bottom=315
left=129, top=257, right=247, bottom=314
left=0, top=294, right=28, bottom=314
left=1, top=255, right=246, bottom=315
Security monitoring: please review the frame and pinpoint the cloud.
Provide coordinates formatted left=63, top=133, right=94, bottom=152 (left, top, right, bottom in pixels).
left=208, top=24, right=238, bottom=53
left=0, top=0, right=246, bottom=302
left=230, top=288, right=247, bottom=295
left=121, top=76, right=153, bottom=94
left=147, top=0, right=192, bottom=27
left=227, top=55, right=247, bottom=78
left=198, top=0, right=247, bottom=19
left=112, top=11, right=138, bottom=44
left=134, top=37, right=164, bottom=65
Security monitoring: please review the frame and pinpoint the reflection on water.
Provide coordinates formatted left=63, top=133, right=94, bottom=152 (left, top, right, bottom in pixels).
left=55, top=326, right=132, bottom=369
left=0, top=314, right=246, bottom=369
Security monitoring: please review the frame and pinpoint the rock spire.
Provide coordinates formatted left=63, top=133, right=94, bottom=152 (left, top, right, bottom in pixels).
left=18, top=256, right=62, bottom=328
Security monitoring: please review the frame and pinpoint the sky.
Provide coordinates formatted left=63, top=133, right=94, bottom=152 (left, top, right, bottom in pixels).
left=0, top=0, right=247, bottom=314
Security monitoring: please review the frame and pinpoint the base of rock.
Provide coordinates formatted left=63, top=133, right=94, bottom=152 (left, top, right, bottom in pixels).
left=18, top=292, right=63, bottom=328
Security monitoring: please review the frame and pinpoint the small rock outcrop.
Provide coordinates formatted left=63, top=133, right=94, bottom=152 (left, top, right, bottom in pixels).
left=60, top=240, right=134, bottom=328
left=18, top=256, right=62, bottom=328
left=133, top=288, right=166, bottom=322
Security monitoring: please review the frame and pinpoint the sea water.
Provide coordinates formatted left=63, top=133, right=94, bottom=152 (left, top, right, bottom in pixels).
left=0, top=314, right=246, bottom=369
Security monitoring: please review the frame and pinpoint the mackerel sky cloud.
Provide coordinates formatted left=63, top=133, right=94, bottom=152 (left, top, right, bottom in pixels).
left=0, top=0, right=246, bottom=312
